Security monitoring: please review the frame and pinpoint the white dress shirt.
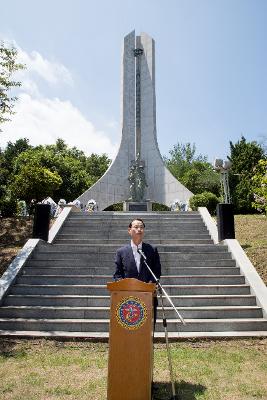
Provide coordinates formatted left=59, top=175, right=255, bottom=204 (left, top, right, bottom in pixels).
left=131, top=240, right=142, bottom=272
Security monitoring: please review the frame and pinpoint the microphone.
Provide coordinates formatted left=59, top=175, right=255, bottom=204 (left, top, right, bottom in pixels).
left=137, top=248, right=147, bottom=260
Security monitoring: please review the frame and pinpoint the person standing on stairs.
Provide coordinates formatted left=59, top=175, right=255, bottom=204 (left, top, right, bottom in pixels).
left=113, top=218, right=161, bottom=324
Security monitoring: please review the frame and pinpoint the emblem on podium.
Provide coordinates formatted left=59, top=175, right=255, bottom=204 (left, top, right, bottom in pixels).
left=116, top=296, right=147, bottom=330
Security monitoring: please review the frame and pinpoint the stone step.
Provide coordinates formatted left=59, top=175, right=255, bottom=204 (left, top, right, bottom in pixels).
left=74, top=226, right=207, bottom=231
left=38, top=244, right=228, bottom=253
left=26, top=259, right=237, bottom=268
left=3, top=294, right=257, bottom=307
left=21, top=266, right=240, bottom=276
left=69, top=210, right=200, bottom=215
left=32, top=252, right=232, bottom=261
left=56, top=231, right=210, bottom=238
left=60, top=227, right=209, bottom=234
left=0, top=306, right=262, bottom=319
left=62, top=222, right=207, bottom=230
left=54, top=239, right=214, bottom=245
left=64, top=217, right=205, bottom=223
left=66, top=212, right=202, bottom=217
left=69, top=212, right=201, bottom=219
left=0, top=318, right=266, bottom=332
left=9, top=284, right=251, bottom=296
left=16, top=274, right=245, bottom=285
left=66, top=214, right=202, bottom=220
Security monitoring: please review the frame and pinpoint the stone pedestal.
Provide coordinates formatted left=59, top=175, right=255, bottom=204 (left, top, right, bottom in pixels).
left=123, top=201, right=152, bottom=212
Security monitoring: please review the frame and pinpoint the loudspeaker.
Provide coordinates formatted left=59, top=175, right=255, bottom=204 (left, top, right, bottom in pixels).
left=216, top=203, right=235, bottom=241
left=32, top=204, right=51, bottom=241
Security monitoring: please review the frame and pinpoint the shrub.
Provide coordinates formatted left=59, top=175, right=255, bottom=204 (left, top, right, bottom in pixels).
left=152, top=203, right=170, bottom=211
left=189, top=191, right=219, bottom=215
left=104, top=202, right=123, bottom=211
left=0, top=196, right=18, bottom=217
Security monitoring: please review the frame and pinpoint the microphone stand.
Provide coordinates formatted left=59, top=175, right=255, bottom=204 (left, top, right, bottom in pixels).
left=138, top=249, right=186, bottom=325
left=138, top=248, right=184, bottom=400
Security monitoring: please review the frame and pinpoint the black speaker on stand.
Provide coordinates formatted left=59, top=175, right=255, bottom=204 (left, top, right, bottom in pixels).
left=32, top=204, right=51, bottom=241
left=216, top=203, right=235, bottom=241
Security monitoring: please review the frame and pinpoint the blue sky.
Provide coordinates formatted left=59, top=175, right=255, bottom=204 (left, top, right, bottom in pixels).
left=1, top=0, right=267, bottom=162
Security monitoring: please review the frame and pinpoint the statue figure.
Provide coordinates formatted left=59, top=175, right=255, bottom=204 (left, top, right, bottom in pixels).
left=128, top=154, right=148, bottom=202
left=136, top=164, right=147, bottom=202
left=128, top=164, right=138, bottom=201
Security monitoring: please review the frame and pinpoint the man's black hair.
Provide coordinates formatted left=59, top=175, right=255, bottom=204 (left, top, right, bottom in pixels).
left=128, top=218, right=145, bottom=228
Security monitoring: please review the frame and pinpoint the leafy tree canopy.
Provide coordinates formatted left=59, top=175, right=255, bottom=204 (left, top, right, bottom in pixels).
left=251, top=159, right=267, bottom=214
left=164, top=142, right=220, bottom=195
left=1, top=138, right=111, bottom=204
left=164, top=142, right=207, bottom=178
left=229, top=136, right=265, bottom=177
left=3, top=138, right=31, bottom=171
left=86, top=153, right=111, bottom=181
left=0, top=42, right=25, bottom=126
left=229, top=136, right=266, bottom=213
left=11, top=164, right=63, bottom=203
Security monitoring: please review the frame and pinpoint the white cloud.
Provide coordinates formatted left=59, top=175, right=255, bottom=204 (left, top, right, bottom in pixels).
left=0, top=40, right=119, bottom=159
left=0, top=36, right=73, bottom=87
left=19, top=79, right=41, bottom=97
left=17, top=47, right=74, bottom=86
left=0, top=94, right=118, bottom=158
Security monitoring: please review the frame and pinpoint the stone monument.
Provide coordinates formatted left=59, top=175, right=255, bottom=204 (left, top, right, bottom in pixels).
left=78, top=31, right=193, bottom=210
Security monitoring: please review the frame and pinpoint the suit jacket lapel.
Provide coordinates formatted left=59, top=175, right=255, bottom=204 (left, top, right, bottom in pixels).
left=139, top=243, right=145, bottom=275
left=127, top=244, right=138, bottom=273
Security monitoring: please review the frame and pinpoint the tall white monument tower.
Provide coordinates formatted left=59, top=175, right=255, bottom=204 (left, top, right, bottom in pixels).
left=78, top=31, right=192, bottom=210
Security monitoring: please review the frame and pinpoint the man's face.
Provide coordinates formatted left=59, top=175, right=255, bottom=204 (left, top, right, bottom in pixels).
left=128, top=220, right=145, bottom=245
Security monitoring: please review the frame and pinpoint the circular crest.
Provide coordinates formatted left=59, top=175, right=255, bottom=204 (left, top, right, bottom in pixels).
left=116, top=296, right=147, bottom=330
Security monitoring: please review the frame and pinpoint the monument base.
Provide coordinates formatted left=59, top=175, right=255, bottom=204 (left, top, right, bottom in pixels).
left=123, top=201, right=152, bottom=212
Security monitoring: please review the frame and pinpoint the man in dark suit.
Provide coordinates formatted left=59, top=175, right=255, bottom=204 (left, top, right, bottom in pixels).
left=113, top=218, right=161, bottom=323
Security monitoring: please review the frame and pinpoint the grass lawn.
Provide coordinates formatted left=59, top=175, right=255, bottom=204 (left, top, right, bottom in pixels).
left=234, top=214, right=267, bottom=284
left=0, top=338, right=266, bottom=400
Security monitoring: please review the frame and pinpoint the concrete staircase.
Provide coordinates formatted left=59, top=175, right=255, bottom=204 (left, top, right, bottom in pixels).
left=0, top=211, right=266, bottom=338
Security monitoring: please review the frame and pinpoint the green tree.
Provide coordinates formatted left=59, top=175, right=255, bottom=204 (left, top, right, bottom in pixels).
left=0, top=42, right=25, bottom=126
left=164, top=142, right=220, bottom=195
left=11, top=164, right=62, bottom=202
left=229, top=136, right=266, bottom=213
left=86, top=153, right=111, bottom=183
left=8, top=139, right=111, bottom=203
left=182, top=161, right=220, bottom=196
left=3, top=138, right=31, bottom=171
left=0, top=148, right=9, bottom=198
left=164, top=143, right=206, bottom=179
left=12, top=144, right=89, bottom=202
left=0, top=138, right=31, bottom=202
left=251, top=159, right=267, bottom=214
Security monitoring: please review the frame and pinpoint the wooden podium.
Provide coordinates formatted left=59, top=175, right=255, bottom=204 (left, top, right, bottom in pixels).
left=107, top=278, right=156, bottom=400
